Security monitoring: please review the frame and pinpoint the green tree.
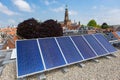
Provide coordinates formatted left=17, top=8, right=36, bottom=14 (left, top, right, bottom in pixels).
left=81, top=24, right=85, bottom=27
left=101, top=23, right=109, bottom=29
left=96, top=24, right=101, bottom=28
left=87, top=19, right=97, bottom=27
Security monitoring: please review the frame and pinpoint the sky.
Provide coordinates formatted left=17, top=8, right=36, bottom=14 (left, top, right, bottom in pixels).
left=0, top=0, right=120, bottom=27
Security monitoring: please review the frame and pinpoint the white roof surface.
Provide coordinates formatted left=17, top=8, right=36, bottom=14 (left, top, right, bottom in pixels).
left=11, top=49, right=16, bottom=59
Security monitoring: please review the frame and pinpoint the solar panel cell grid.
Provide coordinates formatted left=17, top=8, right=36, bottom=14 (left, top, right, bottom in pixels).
left=17, top=40, right=44, bottom=77
left=71, top=36, right=97, bottom=59
left=116, top=32, right=120, bottom=37
left=38, top=38, right=66, bottom=69
left=16, top=33, right=117, bottom=78
left=94, top=34, right=117, bottom=53
left=56, top=37, right=83, bottom=63
left=84, top=35, right=108, bottom=56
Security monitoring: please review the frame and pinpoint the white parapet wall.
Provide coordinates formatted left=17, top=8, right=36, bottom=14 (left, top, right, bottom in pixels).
left=11, top=48, right=16, bottom=59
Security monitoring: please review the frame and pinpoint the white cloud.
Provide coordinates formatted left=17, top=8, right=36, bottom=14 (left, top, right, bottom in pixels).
left=0, top=2, right=17, bottom=16
left=69, top=10, right=78, bottom=16
left=8, top=19, right=16, bottom=24
left=12, top=0, right=32, bottom=12
left=45, top=0, right=50, bottom=5
left=51, top=6, right=78, bottom=16
left=109, top=8, right=120, bottom=14
left=52, top=0, right=57, bottom=4
left=51, top=6, right=64, bottom=12
left=87, top=6, right=120, bottom=25
left=92, top=6, right=97, bottom=9
left=105, top=9, right=120, bottom=25
left=99, top=8, right=120, bottom=25
left=44, top=0, right=57, bottom=6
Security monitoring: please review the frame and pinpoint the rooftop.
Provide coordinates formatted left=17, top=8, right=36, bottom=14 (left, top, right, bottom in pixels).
left=0, top=50, right=119, bottom=80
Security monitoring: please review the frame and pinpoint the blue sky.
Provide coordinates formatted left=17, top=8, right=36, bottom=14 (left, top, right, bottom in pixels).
left=0, top=0, right=120, bottom=27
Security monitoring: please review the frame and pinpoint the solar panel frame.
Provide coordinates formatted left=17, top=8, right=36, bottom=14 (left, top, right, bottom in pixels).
left=55, top=36, right=84, bottom=64
left=93, top=33, right=117, bottom=53
left=37, top=36, right=84, bottom=71
left=70, top=35, right=104, bottom=61
left=16, top=33, right=117, bottom=78
left=16, top=36, right=95, bottom=78
left=92, top=34, right=109, bottom=53
left=16, top=38, right=70, bottom=78
left=82, top=35, right=98, bottom=56
left=104, top=32, right=117, bottom=41
left=16, top=43, right=19, bottom=78
left=49, top=35, right=117, bottom=69
left=43, top=35, right=111, bottom=68
left=92, top=33, right=117, bottom=55
left=69, top=34, right=117, bottom=61
left=45, top=36, right=100, bottom=67
left=116, top=31, right=120, bottom=37
left=83, top=34, right=108, bottom=56
left=16, top=39, right=45, bottom=78
left=35, top=37, right=84, bottom=72
left=38, top=37, right=66, bottom=69
left=71, top=35, right=97, bottom=59
left=54, top=37, right=68, bottom=64
left=36, top=36, right=85, bottom=71
left=67, top=35, right=117, bottom=63
left=37, top=39, right=46, bottom=70
left=69, top=36, right=85, bottom=60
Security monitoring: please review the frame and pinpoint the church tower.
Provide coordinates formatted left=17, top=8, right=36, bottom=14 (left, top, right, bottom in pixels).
left=64, top=5, right=71, bottom=28
left=64, top=5, right=69, bottom=25
left=60, top=5, right=80, bottom=30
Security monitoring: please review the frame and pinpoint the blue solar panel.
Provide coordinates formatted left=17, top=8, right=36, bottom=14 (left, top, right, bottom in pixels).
left=16, top=34, right=117, bottom=78
left=56, top=37, right=83, bottom=63
left=94, top=34, right=117, bottom=53
left=84, top=35, right=108, bottom=56
left=38, top=38, right=66, bottom=69
left=16, top=40, right=44, bottom=77
left=116, top=32, right=120, bottom=37
left=104, top=32, right=117, bottom=41
left=71, top=36, right=97, bottom=59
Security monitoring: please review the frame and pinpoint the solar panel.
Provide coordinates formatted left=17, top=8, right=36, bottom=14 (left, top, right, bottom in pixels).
left=93, top=34, right=117, bottom=53
left=56, top=37, right=83, bottom=63
left=71, top=36, right=97, bottom=59
left=16, top=40, right=44, bottom=77
left=16, top=33, right=117, bottom=78
left=104, top=32, right=117, bottom=41
left=38, top=38, right=66, bottom=69
left=116, top=31, right=120, bottom=37
left=84, top=35, right=108, bottom=56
